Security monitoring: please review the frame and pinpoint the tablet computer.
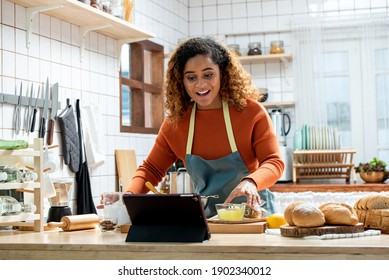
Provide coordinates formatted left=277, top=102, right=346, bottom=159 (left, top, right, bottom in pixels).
left=123, top=193, right=211, bottom=242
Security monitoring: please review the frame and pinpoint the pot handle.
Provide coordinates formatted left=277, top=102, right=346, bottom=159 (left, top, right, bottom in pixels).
left=283, top=113, right=291, bottom=136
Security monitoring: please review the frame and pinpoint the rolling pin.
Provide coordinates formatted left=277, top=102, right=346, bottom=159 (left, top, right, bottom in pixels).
left=47, top=214, right=99, bottom=231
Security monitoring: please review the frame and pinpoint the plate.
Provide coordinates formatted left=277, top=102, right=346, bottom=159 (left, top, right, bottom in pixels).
left=207, top=216, right=267, bottom=224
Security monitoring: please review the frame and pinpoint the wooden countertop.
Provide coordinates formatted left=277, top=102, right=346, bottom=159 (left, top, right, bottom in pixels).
left=270, top=179, right=389, bottom=192
left=1, top=228, right=389, bottom=260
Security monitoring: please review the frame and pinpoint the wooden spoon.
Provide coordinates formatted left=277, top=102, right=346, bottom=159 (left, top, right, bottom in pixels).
left=145, top=181, right=162, bottom=194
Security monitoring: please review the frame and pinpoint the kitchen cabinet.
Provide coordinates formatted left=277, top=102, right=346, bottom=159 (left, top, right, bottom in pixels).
left=9, top=0, right=155, bottom=61
left=0, top=138, right=44, bottom=232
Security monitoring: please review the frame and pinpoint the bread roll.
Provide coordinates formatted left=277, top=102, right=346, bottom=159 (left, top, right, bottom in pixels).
left=319, top=202, right=358, bottom=226
left=292, top=203, right=325, bottom=228
left=284, top=201, right=305, bottom=226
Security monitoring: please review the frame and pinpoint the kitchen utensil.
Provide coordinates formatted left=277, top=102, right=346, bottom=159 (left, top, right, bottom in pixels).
left=47, top=213, right=99, bottom=231
left=39, top=78, right=49, bottom=139
left=47, top=206, right=72, bottom=223
left=280, top=223, right=364, bottom=237
left=269, top=108, right=291, bottom=146
left=30, top=84, right=40, bottom=132
left=215, top=203, right=245, bottom=221
left=13, top=83, right=23, bottom=135
left=169, top=167, right=193, bottom=193
left=145, top=181, right=161, bottom=194
left=207, top=221, right=267, bottom=234
left=201, top=194, right=219, bottom=209
left=24, top=84, right=34, bottom=133
left=47, top=83, right=59, bottom=145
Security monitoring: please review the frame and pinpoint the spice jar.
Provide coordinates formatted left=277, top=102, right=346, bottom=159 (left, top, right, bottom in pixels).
left=247, top=42, right=262, bottom=56
left=227, top=44, right=241, bottom=56
left=270, top=40, right=285, bottom=54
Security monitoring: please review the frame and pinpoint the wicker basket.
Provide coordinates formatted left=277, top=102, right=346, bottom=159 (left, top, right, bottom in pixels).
left=293, top=149, right=356, bottom=183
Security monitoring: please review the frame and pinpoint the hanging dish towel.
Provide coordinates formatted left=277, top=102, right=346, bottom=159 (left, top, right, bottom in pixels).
left=80, top=103, right=105, bottom=168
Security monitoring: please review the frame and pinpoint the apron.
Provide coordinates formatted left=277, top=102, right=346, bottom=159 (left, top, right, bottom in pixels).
left=185, top=101, right=276, bottom=217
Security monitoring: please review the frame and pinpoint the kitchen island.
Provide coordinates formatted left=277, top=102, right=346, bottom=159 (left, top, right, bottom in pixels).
left=1, top=228, right=389, bottom=260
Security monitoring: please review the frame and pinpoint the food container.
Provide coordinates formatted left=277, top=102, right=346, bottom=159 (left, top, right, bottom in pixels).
left=270, top=40, right=285, bottom=54
left=216, top=203, right=245, bottom=221
left=227, top=44, right=241, bottom=56
left=258, top=88, right=268, bottom=102
left=247, top=42, right=262, bottom=56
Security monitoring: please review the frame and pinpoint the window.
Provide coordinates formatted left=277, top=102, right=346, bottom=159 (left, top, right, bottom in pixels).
left=120, top=40, right=164, bottom=134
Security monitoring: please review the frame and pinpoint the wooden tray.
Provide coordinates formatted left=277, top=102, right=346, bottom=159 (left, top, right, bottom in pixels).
left=207, top=216, right=267, bottom=224
left=208, top=222, right=267, bottom=234
left=280, top=223, right=364, bottom=237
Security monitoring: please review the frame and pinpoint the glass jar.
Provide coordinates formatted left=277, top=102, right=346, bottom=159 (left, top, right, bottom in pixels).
left=247, top=42, right=262, bottom=56
left=270, top=40, right=285, bottom=54
left=227, top=44, right=241, bottom=56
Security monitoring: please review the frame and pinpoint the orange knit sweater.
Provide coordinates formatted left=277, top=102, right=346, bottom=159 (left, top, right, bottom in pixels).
left=127, top=99, right=284, bottom=194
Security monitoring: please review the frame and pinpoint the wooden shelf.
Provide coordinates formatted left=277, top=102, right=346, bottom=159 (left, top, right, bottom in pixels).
left=262, top=101, right=295, bottom=109
left=9, top=0, right=155, bottom=40
left=239, top=53, right=292, bottom=64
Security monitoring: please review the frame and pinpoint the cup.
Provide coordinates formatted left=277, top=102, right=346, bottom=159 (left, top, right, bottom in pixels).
left=101, top=192, right=130, bottom=228
left=99, top=216, right=118, bottom=232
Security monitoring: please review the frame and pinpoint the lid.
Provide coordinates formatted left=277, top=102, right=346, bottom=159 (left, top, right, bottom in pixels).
left=248, top=42, right=261, bottom=48
left=271, top=40, right=284, bottom=47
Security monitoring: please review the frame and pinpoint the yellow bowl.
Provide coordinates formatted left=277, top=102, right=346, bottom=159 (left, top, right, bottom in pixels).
left=216, top=203, right=245, bottom=221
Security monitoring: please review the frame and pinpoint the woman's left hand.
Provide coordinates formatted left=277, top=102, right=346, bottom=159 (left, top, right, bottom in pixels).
left=224, top=179, right=261, bottom=209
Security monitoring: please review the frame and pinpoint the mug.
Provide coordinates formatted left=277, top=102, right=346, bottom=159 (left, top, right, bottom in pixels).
left=43, top=149, right=59, bottom=173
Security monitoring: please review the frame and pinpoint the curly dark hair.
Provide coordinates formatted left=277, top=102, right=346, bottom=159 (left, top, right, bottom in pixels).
left=165, top=36, right=261, bottom=124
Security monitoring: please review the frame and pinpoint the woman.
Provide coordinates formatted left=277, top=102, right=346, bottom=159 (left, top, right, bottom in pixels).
left=126, top=37, right=284, bottom=217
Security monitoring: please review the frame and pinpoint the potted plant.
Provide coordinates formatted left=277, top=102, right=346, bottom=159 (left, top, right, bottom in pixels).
left=355, top=157, right=388, bottom=183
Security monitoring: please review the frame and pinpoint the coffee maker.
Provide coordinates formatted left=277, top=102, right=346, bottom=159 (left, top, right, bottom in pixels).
left=269, top=108, right=293, bottom=182
left=47, top=179, right=73, bottom=222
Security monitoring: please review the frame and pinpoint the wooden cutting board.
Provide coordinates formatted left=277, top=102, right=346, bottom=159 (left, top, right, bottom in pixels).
left=280, top=223, right=364, bottom=237
left=208, top=222, right=267, bottom=234
left=115, top=150, right=137, bottom=191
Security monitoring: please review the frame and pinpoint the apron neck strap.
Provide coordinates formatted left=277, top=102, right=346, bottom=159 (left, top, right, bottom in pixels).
left=186, top=101, right=238, bottom=154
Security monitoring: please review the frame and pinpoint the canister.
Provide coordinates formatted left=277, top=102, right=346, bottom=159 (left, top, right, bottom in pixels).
left=247, top=42, right=262, bottom=55
left=270, top=40, right=285, bottom=54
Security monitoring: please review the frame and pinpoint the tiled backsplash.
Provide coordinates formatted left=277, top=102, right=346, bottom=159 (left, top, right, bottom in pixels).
left=1, top=0, right=388, bottom=215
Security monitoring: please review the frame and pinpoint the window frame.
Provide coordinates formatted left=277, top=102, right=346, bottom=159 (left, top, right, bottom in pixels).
left=120, top=40, right=165, bottom=134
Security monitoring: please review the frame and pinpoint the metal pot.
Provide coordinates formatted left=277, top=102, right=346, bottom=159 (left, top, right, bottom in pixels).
left=169, top=168, right=193, bottom=193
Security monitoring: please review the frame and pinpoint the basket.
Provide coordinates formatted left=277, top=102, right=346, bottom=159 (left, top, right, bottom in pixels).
left=293, top=149, right=356, bottom=183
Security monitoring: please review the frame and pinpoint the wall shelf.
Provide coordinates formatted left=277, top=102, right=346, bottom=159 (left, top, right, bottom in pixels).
left=10, top=0, right=155, bottom=62
left=239, top=53, right=292, bottom=64
left=262, top=101, right=295, bottom=109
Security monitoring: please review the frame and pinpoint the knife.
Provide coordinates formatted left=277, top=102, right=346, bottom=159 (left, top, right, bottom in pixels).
left=24, top=84, right=34, bottom=133
left=30, top=84, right=40, bottom=132
left=13, top=83, right=23, bottom=135
left=47, top=83, right=59, bottom=145
left=39, top=78, right=49, bottom=139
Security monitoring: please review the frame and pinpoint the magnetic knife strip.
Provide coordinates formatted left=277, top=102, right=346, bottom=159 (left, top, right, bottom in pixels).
left=0, top=87, right=60, bottom=110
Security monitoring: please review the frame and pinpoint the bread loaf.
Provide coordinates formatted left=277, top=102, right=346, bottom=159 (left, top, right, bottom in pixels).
left=354, top=194, right=389, bottom=210
left=284, top=201, right=305, bottom=226
left=319, top=202, right=358, bottom=226
left=291, top=203, right=325, bottom=228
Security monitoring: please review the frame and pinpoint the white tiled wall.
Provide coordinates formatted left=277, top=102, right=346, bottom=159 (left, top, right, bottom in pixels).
left=1, top=0, right=388, bottom=215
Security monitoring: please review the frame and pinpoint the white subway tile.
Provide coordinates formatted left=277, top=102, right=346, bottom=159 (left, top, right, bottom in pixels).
left=203, top=5, right=217, bottom=20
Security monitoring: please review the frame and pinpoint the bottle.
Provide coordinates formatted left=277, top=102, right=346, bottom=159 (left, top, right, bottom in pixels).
left=0, top=171, right=7, bottom=183
left=0, top=196, right=37, bottom=216
left=0, top=166, right=37, bottom=183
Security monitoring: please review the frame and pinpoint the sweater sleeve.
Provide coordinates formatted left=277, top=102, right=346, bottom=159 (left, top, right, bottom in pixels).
left=240, top=102, right=285, bottom=190
left=125, top=121, right=178, bottom=194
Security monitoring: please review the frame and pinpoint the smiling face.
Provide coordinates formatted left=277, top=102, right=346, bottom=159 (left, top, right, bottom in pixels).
left=183, top=54, right=222, bottom=110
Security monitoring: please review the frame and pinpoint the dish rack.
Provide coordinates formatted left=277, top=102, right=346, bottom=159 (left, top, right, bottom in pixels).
left=292, top=149, right=356, bottom=183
